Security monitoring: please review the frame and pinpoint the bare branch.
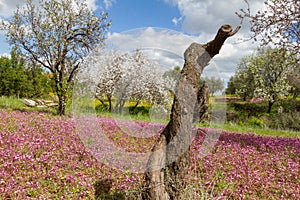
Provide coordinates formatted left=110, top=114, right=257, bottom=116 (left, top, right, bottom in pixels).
left=228, top=25, right=242, bottom=37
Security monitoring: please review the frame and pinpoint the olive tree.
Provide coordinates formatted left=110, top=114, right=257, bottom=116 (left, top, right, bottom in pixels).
left=1, top=0, right=111, bottom=115
left=203, top=76, right=224, bottom=96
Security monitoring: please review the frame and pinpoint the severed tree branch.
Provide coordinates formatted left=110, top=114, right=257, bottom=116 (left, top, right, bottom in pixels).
left=202, top=25, right=241, bottom=57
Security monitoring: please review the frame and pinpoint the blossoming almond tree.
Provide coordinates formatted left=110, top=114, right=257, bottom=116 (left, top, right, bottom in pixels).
left=238, top=0, right=299, bottom=90
left=239, top=0, right=299, bottom=54
left=88, top=49, right=173, bottom=114
left=236, top=48, right=298, bottom=113
left=1, top=0, right=111, bottom=115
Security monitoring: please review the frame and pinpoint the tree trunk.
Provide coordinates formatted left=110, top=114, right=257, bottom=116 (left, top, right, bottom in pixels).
left=143, top=24, right=241, bottom=200
left=193, top=82, right=209, bottom=123
left=54, top=71, right=68, bottom=116
left=107, top=95, right=112, bottom=113
left=133, top=99, right=140, bottom=109
left=57, top=94, right=66, bottom=116
left=267, top=101, right=274, bottom=113
left=55, top=81, right=67, bottom=116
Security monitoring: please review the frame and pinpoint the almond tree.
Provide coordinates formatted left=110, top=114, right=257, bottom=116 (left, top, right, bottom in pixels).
left=91, top=49, right=172, bottom=114
left=238, top=0, right=299, bottom=89
left=93, top=50, right=126, bottom=112
left=239, top=0, right=299, bottom=54
left=1, top=0, right=111, bottom=115
left=235, top=48, right=298, bottom=113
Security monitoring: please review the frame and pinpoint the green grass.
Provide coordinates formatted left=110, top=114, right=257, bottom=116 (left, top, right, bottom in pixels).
left=0, top=96, right=56, bottom=114
left=96, top=109, right=170, bottom=124
left=0, top=96, right=24, bottom=109
left=1, top=95, right=299, bottom=138
left=200, top=122, right=300, bottom=138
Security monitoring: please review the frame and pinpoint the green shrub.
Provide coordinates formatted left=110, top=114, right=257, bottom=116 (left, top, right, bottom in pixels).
left=95, top=104, right=110, bottom=113
left=128, top=106, right=150, bottom=116
left=0, top=54, right=53, bottom=99
left=246, top=116, right=264, bottom=128
left=230, top=102, right=267, bottom=117
left=226, top=110, right=241, bottom=124
left=95, top=104, right=151, bottom=117
left=277, top=99, right=300, bottom=113
left=267, top=112, right=300, bottom=131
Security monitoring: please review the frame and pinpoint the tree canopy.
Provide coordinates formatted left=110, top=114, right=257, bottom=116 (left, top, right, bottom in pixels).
left=233, top=47, right=298, bottom=112
left=239, top=0, right=299, bottom=54
left=1, top=0, right=111, bottom=115
left=0, top=51, right=52, bottom=98
left=82, top=49, right=174, bottom=114
left=202, top=76, right=224, bottom=96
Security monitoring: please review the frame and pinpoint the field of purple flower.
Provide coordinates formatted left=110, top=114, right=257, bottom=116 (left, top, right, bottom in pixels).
left=0, top=109, right=299, bottom=199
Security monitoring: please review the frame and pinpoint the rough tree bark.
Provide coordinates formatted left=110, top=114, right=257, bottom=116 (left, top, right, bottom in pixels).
left=142, top=24, right=241, bottom=200
left=193, top=82, right=209, bottom=123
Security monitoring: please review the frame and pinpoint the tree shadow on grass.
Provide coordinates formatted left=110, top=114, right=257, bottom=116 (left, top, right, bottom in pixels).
left=94, top=178, right=125, bottom=200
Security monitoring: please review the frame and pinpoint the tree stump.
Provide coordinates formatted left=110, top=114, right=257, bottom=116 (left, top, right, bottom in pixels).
left=142, top=24, right=241, bottom=200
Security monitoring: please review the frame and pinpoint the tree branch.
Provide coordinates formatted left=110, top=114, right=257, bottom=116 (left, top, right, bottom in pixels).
left=202, top=24, right=241, bottom=58
left=228, top=25, right=241, bottom=36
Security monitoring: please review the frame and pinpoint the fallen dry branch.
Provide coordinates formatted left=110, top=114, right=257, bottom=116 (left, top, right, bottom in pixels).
left=23, top=99, right=58, bottom=108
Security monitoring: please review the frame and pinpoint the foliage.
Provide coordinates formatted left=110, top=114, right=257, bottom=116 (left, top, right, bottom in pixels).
left=163, top=66, right=181, bottom=84
left=238, top=0, right=300, bottom=97
left=225, top=76, right=238, bottom=95
left=1, top=109, right=300, bottom=199
left=288, top=65, right=300, bottom=98
left=266, top=99, right=300, bottom=131
left=0, top=52, right=52, bottom=98
left=1, top=0, right=111, bottom=115
left=267, top=112, right=300, bottom=131
left=203, top=76, right=224, bottom=96
left=230, top=57, right=255, bottom=101
left=230, top=102, right=267, bottom=117
left=226, top=97, right=300, bottom=132
left=234, top=47, right=298, bottom=112
left=82, top=49, right=173, bottom=114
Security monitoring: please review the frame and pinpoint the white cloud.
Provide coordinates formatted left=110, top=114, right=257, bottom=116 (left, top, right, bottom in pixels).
left=99, top=27, right=249, bottom=89
left=0, top=0, right=98, bottom=18
left=85, top=0, right=98, bottom=11
left=0, top=0, right=24, bottom=17
left=172, top=16, right=183, bottom=26
left=0, top=52, right=10, bottom=58
left=107, top=27, right=196, bottom=56
left=103, top=27, right=258, bottom=84
left=159, top=0, right=266, bottom=83
left=164, top=0, right=265, bottom=35
left=103, top=0, right=115, bottom=9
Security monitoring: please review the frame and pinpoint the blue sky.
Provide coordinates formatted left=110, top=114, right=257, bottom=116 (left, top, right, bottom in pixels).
left=103, top=0, right=181, bottom=33
left=0, top=0, right=183, bottom=54
left=0, top=0, right=265, bottom=83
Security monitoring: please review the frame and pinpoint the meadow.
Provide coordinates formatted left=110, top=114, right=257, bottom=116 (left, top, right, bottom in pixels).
left=0, top=108, right=299, bottom=199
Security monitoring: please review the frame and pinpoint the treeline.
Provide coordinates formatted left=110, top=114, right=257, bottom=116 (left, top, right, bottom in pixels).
left=0, top=51, right=53, bottom=99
